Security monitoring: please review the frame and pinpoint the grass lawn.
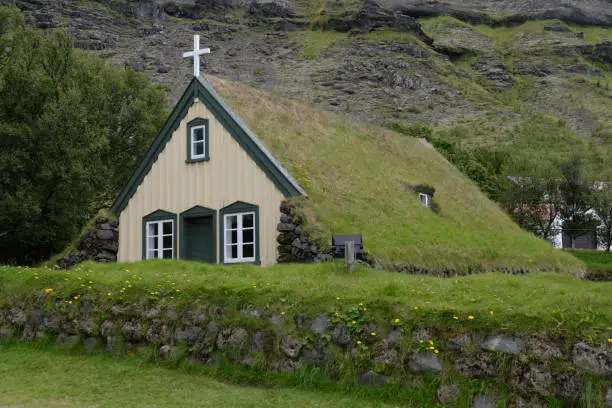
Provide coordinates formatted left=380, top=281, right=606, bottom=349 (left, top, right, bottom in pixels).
left=567, top=250, right=612, bottom=281
left=0, top=343, right=393, bottom=408
left=2, top=261, right=611, bottom=337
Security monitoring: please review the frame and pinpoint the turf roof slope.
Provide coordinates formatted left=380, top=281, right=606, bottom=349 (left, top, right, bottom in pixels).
left=207, top=76, right=580, bottom=274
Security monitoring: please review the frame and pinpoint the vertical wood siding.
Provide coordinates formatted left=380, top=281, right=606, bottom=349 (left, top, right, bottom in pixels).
left=118, top=99, right=285, bottom=266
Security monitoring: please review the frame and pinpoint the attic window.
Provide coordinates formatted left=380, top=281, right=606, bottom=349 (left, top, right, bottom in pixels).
left=419, top=193, right=432, bottom=208
left=186, top=118, right=209, bottom=162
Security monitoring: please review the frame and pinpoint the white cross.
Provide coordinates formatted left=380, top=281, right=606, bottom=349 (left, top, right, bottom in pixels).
left=183, top=35, right=210, bottom=77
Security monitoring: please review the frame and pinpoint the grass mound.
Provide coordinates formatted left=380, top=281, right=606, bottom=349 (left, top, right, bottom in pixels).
left=206, top=75, right=582, bottom=273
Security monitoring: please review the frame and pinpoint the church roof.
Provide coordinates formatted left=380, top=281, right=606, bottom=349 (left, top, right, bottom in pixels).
left=111, top=76, right=306, bottom=215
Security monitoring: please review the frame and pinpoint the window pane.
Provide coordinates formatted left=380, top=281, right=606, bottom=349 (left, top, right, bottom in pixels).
left=225, top=229, right=238, bottom=245
left=228, top=215, right=238, bottom=229
left=147, top=250, right=156, bottom=260
left=162, top=221, right=173, bottom=235
left=162, top=249, right=173, bottom=259
left=148, top=223, right=158, bottom=237
left=243, top=229, right=254, bottom=244
left=192, top=127, right=204, bottom=141
left=163, top=236, right=172, bottom=249
left=148, top=237, right=158, bottom=251
left=243, top=244, right=254, bottom=259
left=194, top=141, right=204, bottom=156
left=225, top=245, right=238, bottom=260
left=243, top=214, right=254, bottom=228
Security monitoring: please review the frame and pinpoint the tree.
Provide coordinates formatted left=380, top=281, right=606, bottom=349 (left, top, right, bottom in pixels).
left=500, top=175, right=563, bottom=243
left=0, top=7, right=167, bottom=264
left=558, top=155, right=597, bottom=248
left=591, top=183, right=612, bottom=251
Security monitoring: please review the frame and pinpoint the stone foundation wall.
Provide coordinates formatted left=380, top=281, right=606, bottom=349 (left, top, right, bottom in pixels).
left=276, top=201, right=332, bottom=263
left=1, top=300, right=610, bottom=407
left=57, top=217, right=118, bottom=268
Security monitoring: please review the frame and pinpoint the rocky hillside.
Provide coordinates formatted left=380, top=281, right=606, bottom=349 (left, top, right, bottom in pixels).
left=4, top=0, right=612, bottom=172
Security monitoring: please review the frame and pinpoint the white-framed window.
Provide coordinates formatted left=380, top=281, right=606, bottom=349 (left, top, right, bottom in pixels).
left=223, top=212, right=256, bottom=263
left=419, top=193, right=431, bottom=208
left=190, top=124, right=207, bottom=160
left=145, top=220, right=174, bottom=259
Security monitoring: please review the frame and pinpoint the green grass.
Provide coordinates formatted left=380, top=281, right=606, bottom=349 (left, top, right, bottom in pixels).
left=0, top=343, right=394, bottom=408
left=292, top=30, right=346, bottom=59
left=2, top=260, right=611, bottom=336
left=206, top=76, right=582, bottom=272
left=567, top=250, right=612, bottom=281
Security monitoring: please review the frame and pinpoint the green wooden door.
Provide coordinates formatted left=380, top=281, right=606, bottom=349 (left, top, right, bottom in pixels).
left=183, top=216, right=216, bottom=262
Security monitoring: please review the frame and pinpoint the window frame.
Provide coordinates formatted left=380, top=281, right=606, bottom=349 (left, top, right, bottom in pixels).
left=186, top=118, right=210, bottom=163
left=141, top=210, right=177, bottom=260
left=219, top=202, right=260, bottom=265
left=145, top=219, right=175, bottom=260
left=419, top=193, right=431, bottom=208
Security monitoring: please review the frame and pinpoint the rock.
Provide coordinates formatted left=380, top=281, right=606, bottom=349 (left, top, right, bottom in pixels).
left=252, top=330, right=276, bottom=355
left=455, top=354, right=498, bottom=377
left=358, top=371, right=388, bottom=387
left=473, top=393, right=498, bottom=408
left=295, top=313, right=305, bottom=327
left=437, top=384, right=460, bottom=404
left=383, top=327, right=401, bottom=346
left=411, top=327, right=432, bottom=342
left=248, top=0, right=294, bottom=18
left=525, top=337, right=563, bottom=359
left=41, top=313, right=60, bottom=333
left=509, top=395, right=547, bottom=408
left=272, top=360, right=301, bottom=373
left=7, top=308, right=25, bottom=325
left=61, top=319, right=79, bottom=335
left=553, top=371, right=585, bottom=399
left=605, top=387, right=612, bottom=407
left=100, top=320, right=114, bottom=337
left=158, top=344, right=174, bottom=360
left=122, top=321, right=144, bottom=342
left=571, top=342, right=612, bottom=376
left=280, top=335, right=302, bottom=359
left=54, top=333, right=79, bottom=345
left=310, top=314, right=328, bottom=334
left=448, top=333, right=472, bottom=350
left=78, top=318, right=97, bottom=336
left=269, top=312, right=284, bottom=326
left=277, top=222, right=295, bottom=232
left=21, top=325, right=44, bottom=341
left=240, top=308, right=264, bottom=319
left=510, top=361, right=554, bottom=397
left=279, top=213, right=293, bottom=224
left=331, top=325, right=351, bottom=346
left=175, top=326, right=203, bottom=345
left=280, top=201, right=295, bottom=214
left=407, top=352, right=442, bottom=373
left=481, top=334, right=523, bottom=354
left=301, top=344, right=328, bottom=365
left=216, top=327, right=248, bottom=349
left=373, top=346, right=399, bottom=365
left=142, top=308, right=162, bottom=319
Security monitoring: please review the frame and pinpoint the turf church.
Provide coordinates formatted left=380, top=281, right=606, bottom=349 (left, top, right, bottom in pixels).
left=111, top=35, right=306, bottom=266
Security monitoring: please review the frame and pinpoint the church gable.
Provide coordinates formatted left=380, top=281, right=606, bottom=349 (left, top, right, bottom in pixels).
left=111, top=76, right=305, bottom=215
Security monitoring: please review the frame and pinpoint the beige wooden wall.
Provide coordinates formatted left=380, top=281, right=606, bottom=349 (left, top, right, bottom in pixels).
left=118, top=99, right=285, bottom=266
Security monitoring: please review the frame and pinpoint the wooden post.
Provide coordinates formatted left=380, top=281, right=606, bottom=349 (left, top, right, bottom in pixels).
left=345, top=240, right=356, bottom=273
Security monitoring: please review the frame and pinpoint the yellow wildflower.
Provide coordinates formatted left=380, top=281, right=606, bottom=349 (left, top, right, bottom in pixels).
left=413, top=306, right=419, bottom=310
left=67, top=300, right=73, bottom=305
left=434, top=349, right=440, bottom=354
left=468, top=315, right=475, bottom=320
left=393, top=318, right=400, bottom=324
left=453, top=316, right=459, bottom=320
left=44, top=288, right=53, bottom=293
left=608, top=338, right=612, bottom=343
left=428, top=340, right=434, bottom=345
left=336, top=297, right=341, bottom=300
left=419, top=340, right=424, bottom=344
left=74, top=295, right=80, bottom=300
left=107, top=292, right=112, bottom=296
left=358, top=303, right=363, bottom=306
left=351, top=320, right=356, bottom=325
left=370, top=332, right=376, bottom=336
left=429, top=346, right=435, bottom=350
left=280, top=311, right=285, bottom=315
left=363, top=307, right=368, bottom=311
left=489, top=310, right=494, bottom=315
left=357, top=340, right=362, bottom=345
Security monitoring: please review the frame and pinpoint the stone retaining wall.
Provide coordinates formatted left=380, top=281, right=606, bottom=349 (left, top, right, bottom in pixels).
left=1, top=300, right=610, bottom=407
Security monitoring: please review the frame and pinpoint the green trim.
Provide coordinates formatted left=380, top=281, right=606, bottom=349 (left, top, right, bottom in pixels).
left=142, top=210, right=178, bottom=260
left=111, top=77, right=306, bottom=215
left=179, top=205, right=217, bottom=262
left=185, top=118, right=210, bottom=163
left=219, top=201, right=260, bottom=265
